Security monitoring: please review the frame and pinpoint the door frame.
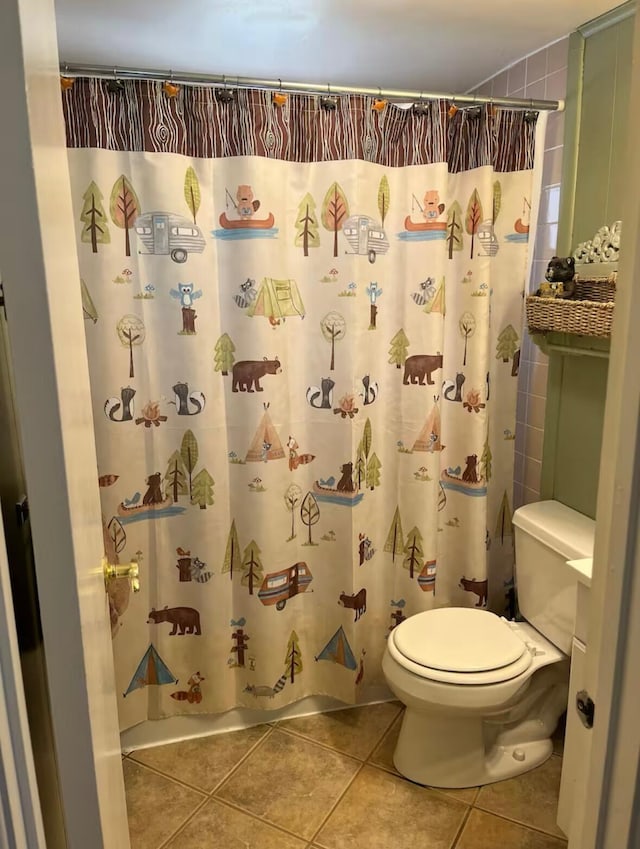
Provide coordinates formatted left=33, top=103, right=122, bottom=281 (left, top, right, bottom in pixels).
left=570, top=7, right=640, bottom=847
left=0, top=1, right=130, bottom=847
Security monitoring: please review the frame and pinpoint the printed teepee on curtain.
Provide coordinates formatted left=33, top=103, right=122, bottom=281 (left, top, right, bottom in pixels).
left=63, top=81, right=540, bottom=728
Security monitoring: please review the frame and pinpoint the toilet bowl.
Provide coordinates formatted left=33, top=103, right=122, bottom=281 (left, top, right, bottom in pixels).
left=382, top=500, right=595, bottom=788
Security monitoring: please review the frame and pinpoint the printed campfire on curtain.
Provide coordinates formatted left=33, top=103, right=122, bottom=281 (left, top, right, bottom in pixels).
left=64, top=81, right=539, bottom=728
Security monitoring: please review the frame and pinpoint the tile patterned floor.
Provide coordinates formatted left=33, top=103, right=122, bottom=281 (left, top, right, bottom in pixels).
left=124, top=703, right=568, bottom=849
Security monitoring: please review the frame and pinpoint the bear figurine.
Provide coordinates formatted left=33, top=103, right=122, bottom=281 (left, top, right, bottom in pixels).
left=537, top=256, right=576, bottom=299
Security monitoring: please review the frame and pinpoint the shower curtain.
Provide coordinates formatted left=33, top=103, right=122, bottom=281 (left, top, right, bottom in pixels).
left=63, top=81, right=539, bottom=728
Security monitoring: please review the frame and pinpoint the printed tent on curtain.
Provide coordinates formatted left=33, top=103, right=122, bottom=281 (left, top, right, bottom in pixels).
left=63, top=79, right=540, bottom=729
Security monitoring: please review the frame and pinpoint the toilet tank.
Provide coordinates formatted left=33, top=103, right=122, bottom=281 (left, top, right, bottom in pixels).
left=513, top=500, right=595, bottom=655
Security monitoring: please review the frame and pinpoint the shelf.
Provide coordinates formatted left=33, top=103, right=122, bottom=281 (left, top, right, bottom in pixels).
left=531, top=332, right=610, bottom=359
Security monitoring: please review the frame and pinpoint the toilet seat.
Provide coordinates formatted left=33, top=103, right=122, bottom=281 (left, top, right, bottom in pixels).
left=390, top=608, right=534, bottom=685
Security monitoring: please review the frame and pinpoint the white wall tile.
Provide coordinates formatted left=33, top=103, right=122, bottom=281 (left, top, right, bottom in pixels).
left=525, top=78, right=546, bottom=101
left=545, top=112, right=565, bottom=151
left=508, top=61, right=526, bottom=95
left=547, top=38, right=570, bottom=75
left=542, top=146, right=564, bottom=186
left=526, top=50, right=548, bottom=86
left=545, top=67, right=568, bottom=101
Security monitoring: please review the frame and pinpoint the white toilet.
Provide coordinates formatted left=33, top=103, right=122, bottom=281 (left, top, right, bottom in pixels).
left=382, top=500, right=595, bottom=788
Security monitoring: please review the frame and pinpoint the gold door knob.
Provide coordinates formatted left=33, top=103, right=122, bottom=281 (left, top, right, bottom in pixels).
left=103, top=557, right=140, bottom=593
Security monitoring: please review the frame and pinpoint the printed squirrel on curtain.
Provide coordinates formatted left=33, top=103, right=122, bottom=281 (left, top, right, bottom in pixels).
left=65, top=80, right=536, bottom=727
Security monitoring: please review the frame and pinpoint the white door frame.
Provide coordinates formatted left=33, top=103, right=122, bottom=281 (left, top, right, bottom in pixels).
left=0, top=1, right=129, bottom=847
left=571, top=9, right=640, bottom=848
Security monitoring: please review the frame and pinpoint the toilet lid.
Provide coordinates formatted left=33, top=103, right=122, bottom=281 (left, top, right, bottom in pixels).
left=393, top=608, right=526, bottom=673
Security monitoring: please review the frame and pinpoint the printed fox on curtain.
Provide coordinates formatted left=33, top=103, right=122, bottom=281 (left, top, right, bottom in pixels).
left=63, top=80, right=538, bottom=729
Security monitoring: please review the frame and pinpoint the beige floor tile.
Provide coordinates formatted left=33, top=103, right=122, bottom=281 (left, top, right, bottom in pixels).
left=456, top=809, right=567, bottom=848
left=280, top=702, right=401, bottom=759
left=368, top=714, right=478, bottom=805
left=164, top=798, right=307, bottom=849
left=315, top=765, right=468, bottom=849
left=475, top=756, right=564, bottom=837
left=368, top=713, right=401, bottom=773
left=129, top=725, right=269, bottom=792
left=215, top=729, right=360, bottom=840
left=123, top=759, right=205, bottom=849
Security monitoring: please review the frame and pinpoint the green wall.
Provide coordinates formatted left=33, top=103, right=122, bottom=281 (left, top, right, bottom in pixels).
left=541, top=3, right=635, bottom=518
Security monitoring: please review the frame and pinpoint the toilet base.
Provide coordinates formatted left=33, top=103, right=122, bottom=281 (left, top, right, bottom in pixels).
left=390, top=663, right=569, bottom=788
left=394, top=710, right=553, bottom=787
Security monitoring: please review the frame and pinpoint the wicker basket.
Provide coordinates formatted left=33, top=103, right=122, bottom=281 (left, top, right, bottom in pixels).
left=526, top=275, right=616, bottom=338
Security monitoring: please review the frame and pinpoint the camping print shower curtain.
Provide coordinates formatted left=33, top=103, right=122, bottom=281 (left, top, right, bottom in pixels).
left=63, top=81, right=538, bottom=729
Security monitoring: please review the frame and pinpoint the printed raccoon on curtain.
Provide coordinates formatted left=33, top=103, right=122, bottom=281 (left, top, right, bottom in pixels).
left=64, top=80, right=538, bottom=729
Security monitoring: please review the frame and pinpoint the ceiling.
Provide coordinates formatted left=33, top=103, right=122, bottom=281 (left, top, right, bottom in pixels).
left=55, top=0, right=623, bottom=93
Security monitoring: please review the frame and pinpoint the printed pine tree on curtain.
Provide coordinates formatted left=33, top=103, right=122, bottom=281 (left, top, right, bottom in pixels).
left=294, top=193, right=320, bottom=256
left=284, top=630, right=303, bottom=683
left=241, top=541, right=264, bottom=595
left=180, top=430, right=199, bottom=499
left=64, top=82, right=540, bottom=723
left=446, top=201, right=463, bottom=259
left=80, top=181, right=110, bottom=252
left=214, top=334, right=235, bottom=376
left=385, top=507, right=405, bottom=562
left=222, top=520, right=241, bottom=579
left=164, top=451, right=188, bottom=502
left=403, top=527, right=424, bottom=579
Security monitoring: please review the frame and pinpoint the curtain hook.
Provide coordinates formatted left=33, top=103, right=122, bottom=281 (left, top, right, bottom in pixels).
left=60, top=62, right=74, bottom=91
left=373, top=86, right=387, bottom=111
left=273, top=78, right=287, bottom=106
left=163, top=70, right=179, bottom=98
left=108, top=66, right=123, bottom=93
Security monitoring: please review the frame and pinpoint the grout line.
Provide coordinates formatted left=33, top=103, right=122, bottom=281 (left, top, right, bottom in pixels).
left=278, top=701, right=403, bottom=764
left=271, top=725, right=372, bottom=765
left=199, top=796, right=314, bottom=844
left=124, top=756, right=210, bottom=798
left=472, top=803, right=567, bottom=841
left=363, top=707, right=405, bottom=763
left=449, top=804, right=474, bottom=849
left=307, top=761, right=366, bottom=847
left=128, top=724, right=274, bottom=797
left=208, top=724, right=276, bottom=796
left=156, top=795, right=211, bottom=849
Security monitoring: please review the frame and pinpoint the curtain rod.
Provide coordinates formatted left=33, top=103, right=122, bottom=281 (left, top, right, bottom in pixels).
left=59, top=63, right=563, bottom=112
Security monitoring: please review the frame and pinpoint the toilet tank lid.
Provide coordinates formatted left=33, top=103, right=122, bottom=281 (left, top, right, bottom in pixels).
left=512, top=500, right=595, bottom=560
